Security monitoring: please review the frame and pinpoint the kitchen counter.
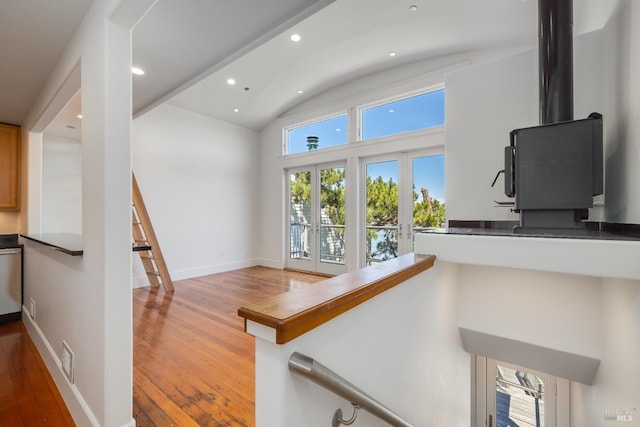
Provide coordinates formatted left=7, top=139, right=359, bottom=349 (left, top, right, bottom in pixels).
left=416, top=226, right=640, bottom=280
left=19, top=233, right=151, bottom=256
left=438, top=220, right=640, bottom=240
left=20, top=233, right=83, bottom=256
left=0, top=234, right=23, bottom=250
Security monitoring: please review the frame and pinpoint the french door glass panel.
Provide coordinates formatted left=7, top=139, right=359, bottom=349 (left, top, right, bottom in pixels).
left=319, top=166, right=346, bottom=268
left=365, top=160, right=399, bottom=265
left=363, top=152, right=445, bottom=265
left=486, top=359, right=556, bottom=427
left=411, top=154, right=445, bottom=249
left=288, top=165, right=346, bottom=275
left=289, top=169, right=313, bottom=269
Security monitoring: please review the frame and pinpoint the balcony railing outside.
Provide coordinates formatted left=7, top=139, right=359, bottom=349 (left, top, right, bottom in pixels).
left=291, top=223, right=431, bottom=265
left=290, top=223, right=345, bottom=265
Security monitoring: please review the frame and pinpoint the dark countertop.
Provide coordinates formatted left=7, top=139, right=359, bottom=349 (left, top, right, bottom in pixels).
left=423, top=220, right=640, bottom=241
left=19, top=233, right=151, bottom=256
left=0, top=234, right=23, bottom=250
left=20, top=233, right=83, bottom=255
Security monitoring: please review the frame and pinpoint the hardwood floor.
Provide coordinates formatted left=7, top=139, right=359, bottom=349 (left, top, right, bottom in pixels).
left=133, top=266, right=325, bottom=426
left=0, top=267, right=320, bottom=426
left=0, top=321, right=75, bottom=426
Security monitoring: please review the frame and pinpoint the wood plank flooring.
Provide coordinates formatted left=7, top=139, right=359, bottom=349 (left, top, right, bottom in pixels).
left=133, top=266, right=325, bottom=426
left=0, top=321, right=75, bottom=426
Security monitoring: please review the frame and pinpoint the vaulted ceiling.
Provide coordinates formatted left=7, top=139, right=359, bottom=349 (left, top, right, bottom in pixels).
left=2, top=0, right=555, bottom=137
left=167, top=0, right=539, bottom=130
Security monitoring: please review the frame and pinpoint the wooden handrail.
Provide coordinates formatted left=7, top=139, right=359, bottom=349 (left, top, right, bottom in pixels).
left=238, top=253, right=435, bottom=344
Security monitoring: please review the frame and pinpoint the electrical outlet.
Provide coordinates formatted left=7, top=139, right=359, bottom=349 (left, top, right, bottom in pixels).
left=29, top=298, right=36, bottom=321
left=61, top=341, right=74, bottom=384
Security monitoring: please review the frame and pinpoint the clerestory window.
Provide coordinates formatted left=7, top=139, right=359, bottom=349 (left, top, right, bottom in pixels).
left=360, top=88, right=445, bottom=140
left=285, top=114, right=347, bottom=155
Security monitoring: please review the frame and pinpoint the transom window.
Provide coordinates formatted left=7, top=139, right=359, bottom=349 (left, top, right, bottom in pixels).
left=360, top=88, right=445, bottom=140
left=285, top=114, right=347, bottom=155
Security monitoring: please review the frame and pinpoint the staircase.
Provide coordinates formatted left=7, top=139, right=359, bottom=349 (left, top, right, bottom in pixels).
left=132, top=173, right=174, bottom=292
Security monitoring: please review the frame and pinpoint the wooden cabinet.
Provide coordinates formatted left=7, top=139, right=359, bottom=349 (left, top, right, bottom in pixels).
left=0, top=124, right=20, bottom=210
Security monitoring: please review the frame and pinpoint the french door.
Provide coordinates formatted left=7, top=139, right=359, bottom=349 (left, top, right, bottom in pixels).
left=363, top=151, right=444, bottom=265
left=475, top=357, right=566, bottom=427
left=287, top=163, right=347, bottom=275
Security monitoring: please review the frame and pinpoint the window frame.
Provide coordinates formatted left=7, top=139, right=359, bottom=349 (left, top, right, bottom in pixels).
left=283, top=111, right=349, bottom=156
left=473, top=355, right=570, bottom=427
left=356, top=84, right=445, bottom=142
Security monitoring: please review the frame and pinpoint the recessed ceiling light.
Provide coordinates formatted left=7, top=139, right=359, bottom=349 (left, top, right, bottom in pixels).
left=297, top=90, right=304, bottom=94
left=290, top=34, right=301, bottom=42
left=227, top=78, right=236, bottom=85
left=389, top=109, right=395, bottom=113
left=389, top=51, right=397, bottom=57
left=336, top=128, right=341, bottom=132
left=234, top=108, right=240, bottom=113
left=132, top=67, right=145, bottom=75
left=409, top=5, right=418, bottom=11
left=76, top=114, right=83, bottom=119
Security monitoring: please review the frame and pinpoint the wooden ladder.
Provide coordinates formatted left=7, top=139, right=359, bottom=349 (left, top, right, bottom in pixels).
left=132, top=173, right=174, bottom=292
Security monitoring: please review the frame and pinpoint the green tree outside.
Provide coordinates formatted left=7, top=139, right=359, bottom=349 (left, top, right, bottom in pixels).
left=290, top=170, right=445, bottom=263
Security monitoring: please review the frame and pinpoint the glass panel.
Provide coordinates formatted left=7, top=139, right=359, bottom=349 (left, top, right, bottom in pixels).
left=496, top=364, right=545, bottom=427
left=365, top=160, right=398, bottom=265
left=289, top=171, right=312, bottom=261
left=287, top=115, right=348, bottom=155
left=412, top=155, right=446, bottom=248
left=319, top=166, right=346, bottom=265
left=361, top=89, right=445, bottom=140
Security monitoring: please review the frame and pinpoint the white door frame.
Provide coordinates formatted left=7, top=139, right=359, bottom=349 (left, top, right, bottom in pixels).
left=286, top=162, right=347, bottom=276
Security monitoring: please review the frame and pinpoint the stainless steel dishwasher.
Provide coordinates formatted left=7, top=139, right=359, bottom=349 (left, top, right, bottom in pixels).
left=0, top=248, right=22, bottom=320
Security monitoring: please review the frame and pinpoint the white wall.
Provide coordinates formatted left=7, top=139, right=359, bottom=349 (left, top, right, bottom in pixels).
left=457, top=265, right=602, bottom=359
left=413, top=4, right=640, bottom=423
left=457, top=268, right=640, bottom=427
left=41, top=134, right=82, bottom=234
left=602, top=0, right=640, bottom=223
left=464, top=267, right=640, bottom=427
left=20, top=0, right=153, bottom=425
left=132, top=103, right=259, bottom=284
left=444, top=49, right=536, bottom=222
left=415, top=233, right=640, bottom=427
left=253, top=266, right=470, bottom=427
left=571, top=278, right=640, bottom=426
left=445, top=31, right=604, bottom=222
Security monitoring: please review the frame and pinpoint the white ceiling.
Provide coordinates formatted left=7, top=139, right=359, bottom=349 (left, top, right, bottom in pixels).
left=3, top=0, right=550, bottom=138
left=131, top=0, right=336, bottom=119
left=168, top=0, right=539, bottom=130
left=0, top=0, right=93, bottom=127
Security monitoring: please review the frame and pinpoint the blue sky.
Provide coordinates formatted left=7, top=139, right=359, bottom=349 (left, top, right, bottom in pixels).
left=362, top=89, right=444, bottom=140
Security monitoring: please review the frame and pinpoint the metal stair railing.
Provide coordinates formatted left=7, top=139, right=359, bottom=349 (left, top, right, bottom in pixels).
left=288, top=352, right=414, bottom=427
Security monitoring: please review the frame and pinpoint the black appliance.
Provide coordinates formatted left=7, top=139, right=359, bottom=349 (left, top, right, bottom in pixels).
left=499, top=0, right=604, bottom=234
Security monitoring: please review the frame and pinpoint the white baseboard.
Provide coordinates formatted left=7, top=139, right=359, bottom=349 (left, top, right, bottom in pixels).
left=22, top=306, right=101, bottom=426
left=170, top=258, right=260, bottom=280
left=132, top=258, right=291, bottom=289
left=255, top=257, right=283, bottom=269
left=133, top=259, right=263, bottom=287
left=132, top=276, right=149, bottom=289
